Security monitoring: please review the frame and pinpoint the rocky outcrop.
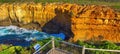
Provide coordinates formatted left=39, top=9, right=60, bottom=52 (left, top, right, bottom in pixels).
left=0, top=3, right=120, bottom=42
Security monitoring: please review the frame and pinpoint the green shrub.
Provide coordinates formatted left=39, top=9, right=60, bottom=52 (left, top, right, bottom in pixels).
left=76, top=40, right=120, bottom=54
left=0, top=46, right=16, bottom=54
left=1, top=44, right=10, bottom=50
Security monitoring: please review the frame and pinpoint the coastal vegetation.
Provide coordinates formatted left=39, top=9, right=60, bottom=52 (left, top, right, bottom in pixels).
left=0, top=37, right=61, bottom=54
left=0, top=37, right=120, bottom=54
left=0, top=0, right=120, bottom=10
left=76, top=40, right=120, bottom=54
left=0, top=0, right=120, bottom=54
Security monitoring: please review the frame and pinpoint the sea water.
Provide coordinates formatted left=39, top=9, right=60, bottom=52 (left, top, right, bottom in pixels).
left=0, top=25, right=65, bottom=47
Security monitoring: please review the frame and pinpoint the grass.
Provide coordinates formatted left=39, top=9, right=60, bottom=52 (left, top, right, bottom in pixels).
left=0, top=0, right=119, bottom=10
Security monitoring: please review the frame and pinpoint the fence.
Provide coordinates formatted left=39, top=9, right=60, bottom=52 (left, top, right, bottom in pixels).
left=82, top=46, right=120, bottom=54
left=33, top=37, right=120, bottom=54
left=56, top=41, right=82, bottom=54
left=33, top=38, right=53, bottom=54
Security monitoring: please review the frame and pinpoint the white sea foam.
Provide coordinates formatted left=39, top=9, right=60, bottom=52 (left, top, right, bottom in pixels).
left=0, top=25, right=50, bottom=41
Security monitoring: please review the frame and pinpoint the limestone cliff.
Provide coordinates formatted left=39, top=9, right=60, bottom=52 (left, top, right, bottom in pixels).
left=0, top=3, right=120, bottom=42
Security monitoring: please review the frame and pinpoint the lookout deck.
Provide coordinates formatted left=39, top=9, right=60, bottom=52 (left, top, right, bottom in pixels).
left=33, top=38, right=120, bottom=54
left=47, top=48, right=73, bottom=54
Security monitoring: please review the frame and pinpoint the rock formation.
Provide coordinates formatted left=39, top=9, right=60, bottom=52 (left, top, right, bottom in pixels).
left=0, top=3, right=120, bottom=42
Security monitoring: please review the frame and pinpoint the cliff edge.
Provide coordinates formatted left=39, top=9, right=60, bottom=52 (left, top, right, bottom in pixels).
left=0, top=3, right=120, bottom=42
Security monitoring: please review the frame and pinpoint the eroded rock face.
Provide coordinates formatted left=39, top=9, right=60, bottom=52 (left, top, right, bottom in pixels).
left=0, top=3, right=120, bottom=42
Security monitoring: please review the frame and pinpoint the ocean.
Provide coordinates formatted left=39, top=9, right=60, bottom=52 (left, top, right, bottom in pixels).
left=0, top=25, right=65, bottom=47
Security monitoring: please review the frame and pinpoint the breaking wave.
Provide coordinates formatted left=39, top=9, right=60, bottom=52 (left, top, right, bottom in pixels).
left=0, top=25, right=65, bottom=46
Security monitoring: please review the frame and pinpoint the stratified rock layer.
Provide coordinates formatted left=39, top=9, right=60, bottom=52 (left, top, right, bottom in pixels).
left=0, top=3, right=120, bottom=42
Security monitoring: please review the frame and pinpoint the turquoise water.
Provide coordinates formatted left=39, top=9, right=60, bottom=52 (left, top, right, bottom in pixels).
left=0, top=25, right=65, bottom=47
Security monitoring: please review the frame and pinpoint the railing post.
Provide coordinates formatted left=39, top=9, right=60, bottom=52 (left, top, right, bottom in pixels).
left=82, top=45, right=85, bottom=54
left=52, top=37, right=55, bottom=49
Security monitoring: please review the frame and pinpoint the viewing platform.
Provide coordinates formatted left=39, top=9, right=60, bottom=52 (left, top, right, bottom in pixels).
left=47, top=48, right=73, bottom=54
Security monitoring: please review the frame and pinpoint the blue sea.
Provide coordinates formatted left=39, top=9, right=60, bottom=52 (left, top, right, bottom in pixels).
left=0, top=25, right=65, bottom=47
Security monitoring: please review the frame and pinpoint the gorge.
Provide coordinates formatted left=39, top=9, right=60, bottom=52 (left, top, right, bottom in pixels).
left=0, top=3, right=120, bottom=42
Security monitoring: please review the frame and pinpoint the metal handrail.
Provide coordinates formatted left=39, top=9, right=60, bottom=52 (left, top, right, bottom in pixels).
left=33, top=38, right=120, bottom=54
left=33, top=40, right=52, bottom=54
left=85, top=48, right=120, bottom=52
left=58, top=40, right=120, bottom=54
left=59, top=41, right=83, bottom=48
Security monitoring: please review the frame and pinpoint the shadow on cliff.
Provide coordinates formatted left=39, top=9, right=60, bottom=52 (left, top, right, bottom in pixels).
left=41, top=8, right=74, bottom=40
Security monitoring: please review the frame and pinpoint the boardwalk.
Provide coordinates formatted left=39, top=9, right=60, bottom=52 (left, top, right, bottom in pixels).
left=47, top=48, right=73, bottom=54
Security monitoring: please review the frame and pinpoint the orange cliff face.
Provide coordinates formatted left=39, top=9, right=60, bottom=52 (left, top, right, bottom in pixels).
left=0, top=3, right=120, bottom=42
left=71, top=6, right=120, bottom=42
